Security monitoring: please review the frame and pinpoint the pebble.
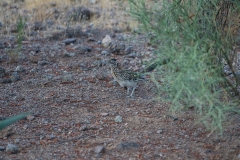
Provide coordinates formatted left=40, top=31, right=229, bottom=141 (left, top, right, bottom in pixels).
left=87, top=38, right=97, bottom=42
left=115, top=116, right=122, bottom=123
left=81, top=46, right=92, bottom=52
left=6, top=144, right=18, bottom=154
left=90, top=0, right=96, bottom=4
left=0, top=78, right=12, bottom=83
left=33, top=21, right=45, bottom=31
left=46, top=134, right=55, bottom=140
left=26, top=115, right=35, bottom=121
left=38, top=60, right=49, bottom=66
left=101, top=50, right=110, bottom=56
left=157, top=129, right=163, bottom=134
left=10, top=72, right=20, bottom=82
left=62, top=73, right=73, bottom=82
left=63, top=38, right=77, bottom=45
left=117, top=142, right=139, bottom=150
left=102, top=35, right=112, bottom=48
left=80, top=126, right=88, bottom=131
left=15, top=66, right=25, bottom=72
left=0, top=41, right=4, bottom=49
left=23, top=124, right=28, bottom=129
left=127, top=52, right=138, bottom=58
left=0, top=146, right=5, bottom=151
left=63, top=51, right=76, bottom=57
left=100, top=113, right=109, bottom=116
left=95, top=145, right=105, bottom=154
left=14, top=139, right=20, bottom=144
left=124, top=46, right=133, bottom=54
left=0, top=66, right=6, bottom=78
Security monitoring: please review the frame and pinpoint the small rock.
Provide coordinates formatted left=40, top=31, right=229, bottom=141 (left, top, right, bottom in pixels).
left=101, top=50, right=110, bottom=56
left=62, top=72, right=73, bottom=82
left=100, top=113, right=109, bottom=116
left=0, top=41, right=4, bottom=49
left=50, top=2, right=56, bottom=7
left=85, top=76, right=96, bottom=83
left=26, top=115, right=35, bottom=121
left=6, top=144, right=18, bottom=154
left=117, top=142, right=140, bottom=150
left=0, top=116, right=6, bottom=120
left=41, top=118, right=48, bottom=124
left=14, top=139, right=20, bottom=144
left=0, top=66, right=6, bottom=78
left=63, top=51, right=76, bottom=57
left=63, top=38, right=77, bottom=45
left=124, top=46, right=133, bottom=54
left=39, top=135, right=45, bottom=140
left=67, top=6, right=91, bottom=22
left=0, top=127, right=13, bottom=139
left=87, top=38, right=96, bottom=42
left=80, top=126, right=88, bottom=131
left=10, top=72, right=20, bottom=82
left=81, top=46, right=92, bottom=52
left=90, top=0, right=97, bottom=4
left=0, top=78, right=12, bottom=83
left=17, top=52, right=27, bottom=61
left=23, top=124, right=28, bottom=129
left=33, top=21, right=45, bottom=31
left=78, top=6, right=91, bottom=20
left=102, top=35, right=112, bottom=48
left=46, top=134, right=55, bottom=140
left=110, top=80, right=118, bottom=86
left=38, top=60, right=49, bottom=66
left=1, top=2, right=8, bottom=7
left=115, top=116, right=122, bottom=123
left=66, top=27, right=85, bottom=38
left=86, top=32, right=94, bottom=37
left=15, top=66, right=25, bottom=72
left=157, top=129, right=163, bottom=134
left=46, top=20, right=55, bottom=27
left=127, top=52, right=138, bottom=58
left=0, top=146, right=5, bottom=151
left=95, top=145, right=105, bottom=154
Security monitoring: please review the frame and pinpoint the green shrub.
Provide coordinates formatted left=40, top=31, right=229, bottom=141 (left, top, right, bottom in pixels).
left=129, top=0, right=240, bottom=133
left=16, top=16, right=25, bottom=51
left=6, top=16, right=26, bottom=63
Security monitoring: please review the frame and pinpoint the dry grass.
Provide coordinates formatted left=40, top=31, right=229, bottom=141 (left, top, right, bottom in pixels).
left=0, top=0, right=138, bottom=34
left=23, top=0, right=137, bottom=30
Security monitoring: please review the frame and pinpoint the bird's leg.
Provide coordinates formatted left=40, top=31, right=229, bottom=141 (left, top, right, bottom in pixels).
left=130, top=87, right=136, bottom=97
left=127, top=87, right=130, bottom=95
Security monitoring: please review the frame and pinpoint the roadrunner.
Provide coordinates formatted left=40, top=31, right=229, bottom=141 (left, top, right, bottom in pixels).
left=108, top=58, right=169, bottom=97
left=108, top=59, right=145, bottom=97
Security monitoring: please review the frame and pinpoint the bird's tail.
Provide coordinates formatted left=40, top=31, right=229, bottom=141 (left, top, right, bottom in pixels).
left=142, top=58, right=170, bottom=73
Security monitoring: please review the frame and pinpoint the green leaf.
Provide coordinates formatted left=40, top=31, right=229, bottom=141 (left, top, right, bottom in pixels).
left=0, top=112, right=30, bottom=131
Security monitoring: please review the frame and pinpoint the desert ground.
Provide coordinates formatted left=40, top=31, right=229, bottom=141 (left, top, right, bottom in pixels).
left=0, top=0, right=240, bottom=159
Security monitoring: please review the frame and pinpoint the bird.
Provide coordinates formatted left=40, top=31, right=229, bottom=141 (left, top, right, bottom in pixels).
left=108, top=58, right=169, bottom=97
left=108, top=59, right=144, bottom=97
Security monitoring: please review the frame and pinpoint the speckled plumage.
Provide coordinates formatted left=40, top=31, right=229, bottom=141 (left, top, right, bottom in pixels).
left=108, top=59, right=145, bottom=97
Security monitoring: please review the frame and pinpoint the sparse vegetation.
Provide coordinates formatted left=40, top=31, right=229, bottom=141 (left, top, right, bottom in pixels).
left=6, top=16, right=26, bottom=63
left=129, top=0, right=240, bottom=133
left=0, top=0, right=240, bottom=159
